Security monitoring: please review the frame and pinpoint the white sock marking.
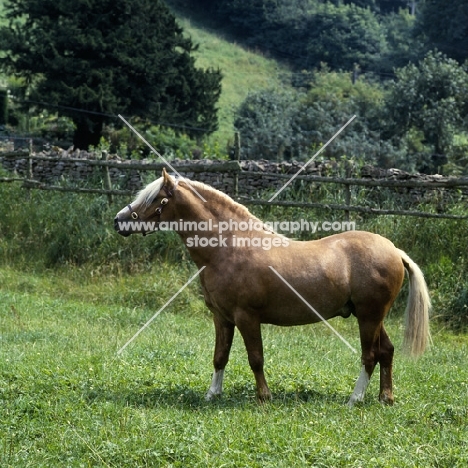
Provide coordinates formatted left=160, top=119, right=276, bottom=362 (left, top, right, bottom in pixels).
left=347, top=365, right=370, bottom=407
left=205, top=369, right=225, bottom=400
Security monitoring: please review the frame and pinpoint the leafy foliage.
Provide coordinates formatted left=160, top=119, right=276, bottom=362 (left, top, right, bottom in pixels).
left=234, top=69, right=387, bottom=164
left=233, top=88, right=303, bottom=160
left=298, top=2, right=382, bottom=71
left=297, top=70, right=385, bottom=162
left=378, top=9, right=424, bottom=75
left=200, top=0, right=384, bottom=72
left=383, top=51, right=468, bottom=173
left=0, top=0, right=222, bottom=149
left=416, top=0, right=468, bottom=63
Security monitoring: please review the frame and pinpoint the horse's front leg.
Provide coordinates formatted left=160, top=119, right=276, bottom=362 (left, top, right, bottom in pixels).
left=236, top=314, right=272, bottom=401
left=205, top=314, right=235, bottom=401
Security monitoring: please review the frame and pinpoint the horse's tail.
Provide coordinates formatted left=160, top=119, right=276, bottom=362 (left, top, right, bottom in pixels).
left=397, top=249, right=431, bottom=357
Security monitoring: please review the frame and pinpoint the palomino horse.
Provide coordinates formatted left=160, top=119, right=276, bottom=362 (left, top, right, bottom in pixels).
left=114, top=169, right=431, bottom=406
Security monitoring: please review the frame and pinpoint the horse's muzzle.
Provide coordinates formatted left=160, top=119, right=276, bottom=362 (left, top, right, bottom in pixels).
left=114, top=216, right=131, bottom=237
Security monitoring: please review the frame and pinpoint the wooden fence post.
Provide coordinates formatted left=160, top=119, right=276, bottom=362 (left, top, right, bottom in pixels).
left=26, top=138, right=33, bottom=199
left=344, top=183, right=351, bottom=222
left=101, top=150, right=113, bottom=204
left=343, top=159, right=353, bottom=221
left=27, top=139, right=33, bottom=180
left=234, top=131, right=241, bottom=198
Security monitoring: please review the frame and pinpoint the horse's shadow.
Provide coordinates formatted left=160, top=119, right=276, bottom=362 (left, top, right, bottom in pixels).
left=84, top=382, right=353, bottom=411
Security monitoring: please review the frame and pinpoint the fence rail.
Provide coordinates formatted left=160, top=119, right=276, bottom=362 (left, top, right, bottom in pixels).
left=241, top=199, right=468, bottom=220
left=1, top=150, right=468, bottom=220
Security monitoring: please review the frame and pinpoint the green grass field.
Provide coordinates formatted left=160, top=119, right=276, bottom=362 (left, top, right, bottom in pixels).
left=1, top=264, right=467, bottom=467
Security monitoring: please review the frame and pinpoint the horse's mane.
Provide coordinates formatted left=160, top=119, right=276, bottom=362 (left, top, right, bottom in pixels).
left=175, top=179, right=283, bottom=236
left=134, top=175, right=267, bottom=226
left=134, top=177, right=165, bottom=207
left=188, top=179, right=255, bottom=218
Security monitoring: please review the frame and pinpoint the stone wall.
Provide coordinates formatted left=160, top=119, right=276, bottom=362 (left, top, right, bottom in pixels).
left=1, top=148, right=467, bottom=203
left=0, top=147, right=355, bottom=197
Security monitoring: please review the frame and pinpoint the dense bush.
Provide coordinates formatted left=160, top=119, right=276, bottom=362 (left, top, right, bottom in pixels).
left=233, top=88, right=304, bottom=160
left=383, top=51, right=468, bottom=174
left=169, top=0, right=436, bottom=76
left=234, top=69, right=396, bottom=165
left=415, top=0, right=468, bottom=64
left=215, top=0, right=383, bottom=72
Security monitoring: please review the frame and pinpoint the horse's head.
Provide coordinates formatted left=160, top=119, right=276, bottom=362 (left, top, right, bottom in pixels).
left=114, top=168, right=178, bottom=236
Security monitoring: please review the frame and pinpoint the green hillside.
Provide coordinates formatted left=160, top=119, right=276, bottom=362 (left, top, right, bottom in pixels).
left=175, top=15, right=291, bottom=142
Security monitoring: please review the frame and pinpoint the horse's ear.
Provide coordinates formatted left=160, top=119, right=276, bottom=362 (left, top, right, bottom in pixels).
left=162, top=167, right=175, bottom=188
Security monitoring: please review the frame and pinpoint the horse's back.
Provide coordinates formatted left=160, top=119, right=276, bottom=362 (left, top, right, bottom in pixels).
left=285, top=230, right=401, bottom=276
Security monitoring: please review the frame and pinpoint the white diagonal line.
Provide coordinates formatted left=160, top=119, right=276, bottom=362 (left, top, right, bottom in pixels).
left=117, top=266, right=206, bottom=355
left=268, top=266, right=357, bottom=353
left=118, top=114, right=207, bottom=202
left=268, top=115, right=356, bottom=202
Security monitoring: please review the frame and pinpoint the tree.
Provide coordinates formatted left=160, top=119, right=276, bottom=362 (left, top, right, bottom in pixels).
left=233, top=70, right=387, bottom=164
left=306, top=3, right=382, bottom=71
left=297, top=69, right=386, bottom=164
left=0, top=0, right=222, bottom=149
left=415, top=0, right=468, bottom=63
left=378, top=9, right=424, bottom=75
left=233, top=88, right=303, bottom=160
left=379, top=0, right=409, bottom=14
left=212, top=1, right=382, bottom=72
left=384, top=51, right=468, bottom=172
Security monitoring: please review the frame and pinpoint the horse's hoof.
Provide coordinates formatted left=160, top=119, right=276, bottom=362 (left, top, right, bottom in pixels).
left=256, top=391, right=272, bottom=403
left=205, top=391, right=221, bottom=401
left=347, top=397, right=361, bottom=407
left=379, top=392, right=394, bottom=406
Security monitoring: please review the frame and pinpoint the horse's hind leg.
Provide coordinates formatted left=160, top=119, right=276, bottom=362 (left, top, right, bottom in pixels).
left=348, top=315, right=395, bottom=406
left=348, top=315, right=382, bottom=407
left=377, top=325, right=394, bottom=405
left=206, top=314, right=235, bottom=400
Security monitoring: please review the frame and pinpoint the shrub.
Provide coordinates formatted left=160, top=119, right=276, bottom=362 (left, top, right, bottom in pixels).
left=0, top=174, right=188, bottom=271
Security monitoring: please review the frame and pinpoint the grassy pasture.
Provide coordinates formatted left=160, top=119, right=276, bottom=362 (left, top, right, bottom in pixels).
left=1, top=265, right=467, bottom=467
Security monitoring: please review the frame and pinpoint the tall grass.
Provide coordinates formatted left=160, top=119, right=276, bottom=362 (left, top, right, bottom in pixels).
left=0, top=176, right=188, bottom=272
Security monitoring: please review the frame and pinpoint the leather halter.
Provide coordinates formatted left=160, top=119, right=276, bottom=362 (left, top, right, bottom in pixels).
left=126, top=180, right=178, bottom=235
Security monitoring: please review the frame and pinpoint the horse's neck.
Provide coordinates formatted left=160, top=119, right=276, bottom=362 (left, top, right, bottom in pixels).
left=180, top=183, right=253, bottom=224
left=173, top=184, right=260, bottom=266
